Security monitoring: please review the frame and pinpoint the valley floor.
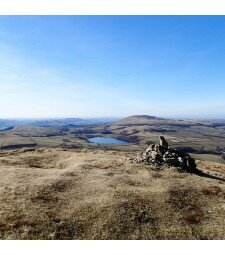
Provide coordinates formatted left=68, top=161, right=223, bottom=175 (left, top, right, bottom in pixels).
left=0, top=148, right=225, bottom=239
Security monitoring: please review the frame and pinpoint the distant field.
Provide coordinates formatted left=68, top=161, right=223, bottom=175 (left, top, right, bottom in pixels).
left=1, top=115, right=225, bottom=162
left=191, top=153, right=225, bottom=164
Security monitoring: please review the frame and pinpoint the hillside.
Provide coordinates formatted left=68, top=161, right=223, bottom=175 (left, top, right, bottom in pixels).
left=1, top=115, right=225, bottom=160
left=107, top=115, right=225, bottom=154
left=113, top=115, right=214, bottom=126
left=0, top=147, right=224, bottom=239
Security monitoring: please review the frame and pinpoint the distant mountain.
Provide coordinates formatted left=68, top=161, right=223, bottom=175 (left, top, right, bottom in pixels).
left=0, top=119, right=34, bottom=130
left=1, top=116, right=224, bottom=131
left=0, top=118, right=117, bottom=130
left=113, top=115, right=171, bottom=126
left=130, top=115, right=164, bottom=119
left=30, top=118, right=101, bottom=127
left=112, top=115, right=221, bottom=127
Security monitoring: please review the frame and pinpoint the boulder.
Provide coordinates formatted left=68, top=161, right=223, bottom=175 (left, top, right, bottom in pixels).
left=186, top=157, right=197, bottom=172
left=159, top=136, right=168, bottom=148
left=154, top=144, right=166, bottom=154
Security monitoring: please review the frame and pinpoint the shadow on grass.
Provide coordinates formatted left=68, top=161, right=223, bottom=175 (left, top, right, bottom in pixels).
left=195, top=169, right=225, bottom=182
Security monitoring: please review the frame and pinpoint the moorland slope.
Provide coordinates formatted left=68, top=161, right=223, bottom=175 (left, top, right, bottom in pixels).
left=0, top=147, right=224, bottom=239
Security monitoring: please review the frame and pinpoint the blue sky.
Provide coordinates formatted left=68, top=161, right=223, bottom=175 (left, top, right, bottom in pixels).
left=0, top=16, right=225, bottom=119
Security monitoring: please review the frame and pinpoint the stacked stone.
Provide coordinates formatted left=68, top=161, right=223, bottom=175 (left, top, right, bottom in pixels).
left=133, top=136, right=197, bottom=172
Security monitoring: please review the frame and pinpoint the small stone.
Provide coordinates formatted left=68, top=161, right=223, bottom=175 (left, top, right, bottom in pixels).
left=163, top=157, right=178, bottom=166
left=163, top=151, right=172, bottom=158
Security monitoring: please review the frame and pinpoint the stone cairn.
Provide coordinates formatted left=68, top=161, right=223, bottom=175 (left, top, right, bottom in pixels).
left=133, top=136, right=197, bottom=172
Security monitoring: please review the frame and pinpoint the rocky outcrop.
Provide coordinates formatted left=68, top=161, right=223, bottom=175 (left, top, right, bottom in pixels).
left=133, top=136, right=197, bottom=172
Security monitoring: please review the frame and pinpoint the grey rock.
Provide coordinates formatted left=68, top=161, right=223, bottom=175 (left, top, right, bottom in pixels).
left=163, top=157, right=178, bottom=165
left=159, top=136, right=168, bottom=148
left=178, top=157, right=185, bottom=167
left=147, top=144, right=155, bottom=152
left=150, top=151, right=162, bottom=161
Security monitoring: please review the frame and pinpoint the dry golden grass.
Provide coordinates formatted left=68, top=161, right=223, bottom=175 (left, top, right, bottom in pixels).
left=196, top=160, right=225, bottom=178
left=0, top=148, right=224, bottom=240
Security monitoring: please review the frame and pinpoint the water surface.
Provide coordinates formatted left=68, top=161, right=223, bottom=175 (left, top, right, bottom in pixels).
left=88, top=137, right=128, bottom=145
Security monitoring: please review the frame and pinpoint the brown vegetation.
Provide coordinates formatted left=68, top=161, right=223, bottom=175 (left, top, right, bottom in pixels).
left=0, top=148, right=224, bottom=239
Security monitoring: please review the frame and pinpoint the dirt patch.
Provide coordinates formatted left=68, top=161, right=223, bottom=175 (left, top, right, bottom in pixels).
left=201, top=186, right=225, bottom=198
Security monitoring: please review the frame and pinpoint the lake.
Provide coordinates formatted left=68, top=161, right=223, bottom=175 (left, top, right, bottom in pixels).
left=88, top=137, right=128, bottom=145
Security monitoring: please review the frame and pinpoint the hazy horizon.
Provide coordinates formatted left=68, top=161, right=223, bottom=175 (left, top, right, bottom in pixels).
left=1, top=16, right=225, bottom=119
left=1, top=115, right=225, bottom=121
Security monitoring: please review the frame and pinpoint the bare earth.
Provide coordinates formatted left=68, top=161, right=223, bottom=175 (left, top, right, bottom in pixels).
left=0, top=148, right=225, bottom=240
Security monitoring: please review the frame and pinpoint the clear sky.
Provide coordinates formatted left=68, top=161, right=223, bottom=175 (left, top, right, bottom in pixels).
left=0, top=16, right=225, bottom=119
